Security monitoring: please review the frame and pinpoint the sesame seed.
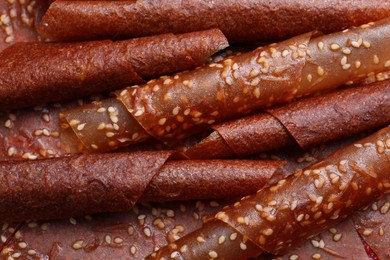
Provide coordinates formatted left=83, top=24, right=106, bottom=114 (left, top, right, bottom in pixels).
left=253, top=88, right=261, bottom=98
left=208, top=251, right=218, bottom=258
left=69, top=119, right=80, bottom=126
left=158, top=118, right=167, bottom=125
left=73, top=240, right=83, bottom=250
left=18, top=242, right=27, bottom=249
left=134, top=110, right=144, bottom=117
left=105, top=235, right=112, bottom=244
left=290, top=255, right=299, bottom=260
left=106, top=132, right=115, bottom=138
left=297, top=214, right=304, bottom=222
left=97, top=107, right=106, bottom=113
left=196, top=236, right=205, bottom=243
left=230, top=233, right=237, bottom=240
left=380, top=202, right=389, bottom=214
left=317, top=66, right=324, bottom=76
left=333, top=233, right=342, bottom=241
left=311, top=240, right=320, bottom=248
left=262, top=228, right=274, bottom=236
left=170, top=251, right=179, bottom=258
left=114, top=237, right=123, bottom=244
left=385, top=60, right=390, bottom=68
left=317, top=42, right=324, bottom=50
left=373, top=55, right=380, bottom=64
left=218, top=236, right=226, bottom=244
left=363, top=41, right=371, bottom=48
left=312, top=253, right=321, bottom=259
left=240, top=242, right=247, bottom=250
left=130, top=246, right=136, bottom=255
left=291, top=200, right=298, bottom=210
left=342, top=64, right=351, bottom=70
left=307, top=74, right=312, bottom=82
left=363, top=229, right=373, bottom=236
left=330, top=43, right=340, bottom=50
left=342, top=48, right=351, bottom=55
left=69, top=218, right=77, bottom=225
left=27, top=250, right=36, bottom=255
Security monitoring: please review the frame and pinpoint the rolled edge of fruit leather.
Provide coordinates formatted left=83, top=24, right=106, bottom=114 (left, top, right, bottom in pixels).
left=149, top=126, right=390, bottom=259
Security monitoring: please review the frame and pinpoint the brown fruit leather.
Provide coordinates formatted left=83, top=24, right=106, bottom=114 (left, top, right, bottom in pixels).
left=38, top=0, right=390, bottom=42
left=0, top=151, right=283, bottom=222
left=62, top=18, right=390, bottom=152
left=150, top=126, right=390, bottom=259
left=0, top=29, right=228, bottom=110
left=184, top=80, right=390, bottom=158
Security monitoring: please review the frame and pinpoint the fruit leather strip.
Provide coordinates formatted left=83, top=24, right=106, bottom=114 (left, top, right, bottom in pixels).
left=140, top=160, right=285, bottom=202
left=184, top=80, right=390, bottom=159
left=113, top=19, right=390, bottom=145
left=0, top=151, right=172, bottom=222
left=0, top=29, right=228, bottom=110
left=150, top=126, right=390, bottom=258
left=37, top=0, right=390, bottom=42
left=0, top=151, right=284, bottom=222
left=268, top=80, right=390, bottom=149
left=0, top=0, right=50, bottom=52
left=0, top=200, right=227, bottom=259
left=184, top=113, right=295, bottom=159
left=353, top=194, right=390, bottom=259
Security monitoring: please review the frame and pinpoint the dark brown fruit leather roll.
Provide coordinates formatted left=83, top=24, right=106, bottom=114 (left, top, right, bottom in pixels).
left=62, top=18, right=390, bottom=152
left=38, top=0, right=390, bottom=42
left=184, top=79, right=390, bottom=159
left=0, top=29, right=228, bottom=110
left=0, top=151, right=283, bottom=222
left=150, top=126, right=390, bottom=259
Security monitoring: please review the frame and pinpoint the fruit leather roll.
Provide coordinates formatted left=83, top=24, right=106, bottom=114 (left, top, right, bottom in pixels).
left=62, top=18, right=390, bottom=152
left=0, top=29, right=228, bottom=110
left=150, top=126, right=390, bottom=259
left=0, top=151, right=283, bottom=222
left=38, top=0, right=390, bottom=42
left=184, top=80, right=390, bottom=159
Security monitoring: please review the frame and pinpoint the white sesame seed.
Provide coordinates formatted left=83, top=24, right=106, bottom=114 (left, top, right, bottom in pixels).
left=330, top=43, right=340, bottom=50
left=208, top=251, right=218, bottom=258
left=230, top=233, right=237, bottom=240
left=317, top=66, right=324, bottom=76
left=72, top=240, right=83, bottom=250
left=317, top=42, right=324, bottom=50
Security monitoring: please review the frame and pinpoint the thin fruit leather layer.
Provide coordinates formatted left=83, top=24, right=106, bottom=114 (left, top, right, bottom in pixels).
left=151, top=126, right=390, bottom=259
left=38, top=0, right=390, bottom=42
left=184, top=80, right=390, bottom=159
left=0, top=0, right=50, bottom=52
left=0, top=133, right=379, bottom=259
left=353, top=194, right=390, bottom=259
left=63, top=18, right=390, bottom=152
left=0, top=29, right=228, bottom=110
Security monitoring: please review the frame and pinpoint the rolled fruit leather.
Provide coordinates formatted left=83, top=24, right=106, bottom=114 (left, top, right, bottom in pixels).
left=150, top=126, right=390, bottom=259
left=0, top=29, right=228, bottom=110
left=62, top=18, right=390, bottom=152
left=0, top=130, right=378, bottom=259
left=0, top=150, right=284, bottom=222
left=183, top=79, right=390, bottom=159
left=38, top=0, right=390, bottom=42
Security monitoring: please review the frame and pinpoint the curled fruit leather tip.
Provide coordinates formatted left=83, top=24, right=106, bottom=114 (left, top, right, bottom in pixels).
left=38, top=0, right=390, bottom=42
left=0, top=150, right=284, bottom=222
left=184, top=79, right=390, bottom=159
left=0, top=29, right=228, bottom=110
left=150, top=126, right=390, bottom=259
left=0, top=0, right=51, bottom=52
left=62, top=18, right=390, bottom=153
